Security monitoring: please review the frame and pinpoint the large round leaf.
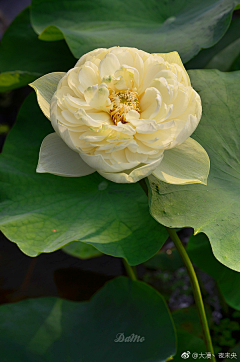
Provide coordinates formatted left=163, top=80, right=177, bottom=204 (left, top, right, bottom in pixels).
left=0, top=7, right=75, bottom=92
left=148, top=69, right=240, bottom=272
left=31, top=0, right=238, bottom=63
left=186, top=17, right=240, bottom=71
left=188, top=233, right=240, bottom=311
left=0, top=93, right=168, bottom=265
left=0, top=277, right=176, bottom=362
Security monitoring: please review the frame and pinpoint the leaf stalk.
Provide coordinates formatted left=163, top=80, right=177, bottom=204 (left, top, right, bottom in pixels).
left=122, top=259, right=137, bottom=281
left=167, top=227, right=216, bottom=361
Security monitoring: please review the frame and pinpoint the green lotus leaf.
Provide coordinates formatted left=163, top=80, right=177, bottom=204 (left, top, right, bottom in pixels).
left=188, top=233, right=240, bottom=311
left=62, top=240, right=102, bottom=259
left=148, top=69, right=240, bottom=272
left=31, top=0, right=238, bottom=63
left=0, top=8, right=75, bottom=92
left=0, top=277, right=176, bottom=362
left=186, top=17, right=240, bottom=71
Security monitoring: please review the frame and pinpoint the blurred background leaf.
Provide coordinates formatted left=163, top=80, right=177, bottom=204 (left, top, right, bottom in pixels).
left=0, top=7, right=75, bottom=92
left=186, top=16, right=240, bottom=71
left=0, top=277, right=176, bottom=362
left=31, top=0, right=239, bottom=63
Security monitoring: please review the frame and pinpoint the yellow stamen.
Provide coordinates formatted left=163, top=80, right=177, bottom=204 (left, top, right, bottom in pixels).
left=109, top=89, right=140, bottom=124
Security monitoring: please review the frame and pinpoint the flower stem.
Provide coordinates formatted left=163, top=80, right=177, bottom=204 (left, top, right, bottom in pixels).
left=122, top=259, right=137, bottom=281
left=166, top=227, right=216, bottom=360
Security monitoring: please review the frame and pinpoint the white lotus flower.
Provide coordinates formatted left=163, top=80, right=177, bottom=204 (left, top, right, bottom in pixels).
left=30, top=47, right=209, bottom=184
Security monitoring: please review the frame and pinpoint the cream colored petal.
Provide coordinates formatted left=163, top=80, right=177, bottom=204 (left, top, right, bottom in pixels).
left=140, top=94, right=162, bottom=120
left=172, top=64, right=190, bottom=88
left=50, top=94, right=61, bottom=136
left=154, top=51, right=184, bottom=69
left=153, top=51, right=191, bottom=86
left=150, top=77, right=171, bottom=104
left=61, top=109, right=82, bottom=126
left=110, top=123, right=136, bottom=135
left=152, top=137, right=210, bottom=185
left=154, top=103, right=173, bottom=123
left=125, top=149, right=148, bottom=163
left=80, top=130, right=108, bottom=142
left=37, top=133, right=95, bottom=177
left=168, top=116, right=196, bottom=149
left=84, top=60, right=99, bottom=75
left=78, top=63, right=99, bottom=93
left=80, top=152, right=139, bottom=173
left=110, top=49, right=134, bottom=67
left=114, top=65, right=139, bottom=89
left=168, top=90, right=201, bottom=149
left=84, top=84, right=111, bottom=111
left=140, top=87, right=160, bottom=111
left=159, top=90, right=202, bottom=149
left=75, top=48, right=107, bottom=67
left=136, top=119, right=175, bottom=134
left=136, top=120, right=159, bottom=134
left=57, top=123, right=80, bottom=151
left=87, top=111, right=112, bottom=122
left=126, top=110, right=140, bottom=122
left=134, top=141, right=160, bottom=155
left=134, top=52, right=144, bottom=85
left=143, top=55, right=164, bottom=74
left=30, top=72, right=65, bottom=119
left=112, top=76, right=128, bottom=91
left=135, top=131, right=161, bottom=144
left=67, top=67, right=84, bottom=97
left=99, top=157, right=163, bottom=183
left=93, top=140, right=130, bottom=153
left=75, top=108, right=111, bottom=127
left=65, top=94, right=88, bottom=109
left=56, top=86, right=78, bottom=113
left=99, top=53, right=121, bottom=79
left=135, top=114, right=194, bottom=150
left=111, top=149, right=129, bottom=163
left=176, top=89, right=202, bottom=123
left=155, top=70, right=177, bottom=82
left=141, top=63, right=165, bottom=92
left=169, top=86, right=189, bottom=119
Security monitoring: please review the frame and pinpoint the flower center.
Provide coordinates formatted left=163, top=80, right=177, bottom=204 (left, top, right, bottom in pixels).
left=109, top=89, right=140, bottom=124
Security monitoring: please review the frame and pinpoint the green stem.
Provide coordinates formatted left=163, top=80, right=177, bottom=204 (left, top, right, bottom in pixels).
left=123, top=259, right=137, bottom=281
left=167, top=228, right=216, bottom=361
